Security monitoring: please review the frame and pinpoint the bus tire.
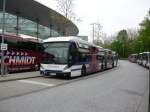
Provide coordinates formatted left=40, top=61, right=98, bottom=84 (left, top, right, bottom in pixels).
left=101, top=64, right=104, bottom=71
left=112, top=63, right=114, bottom=68
left=81, top=66, right=86, bottom=76
left=64, top=73, right=71, bottom=79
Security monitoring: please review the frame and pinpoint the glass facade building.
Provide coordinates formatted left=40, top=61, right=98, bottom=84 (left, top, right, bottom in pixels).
left=0, top=0, right=78, bottom=39
left=0, top=12, right=60, bottom=39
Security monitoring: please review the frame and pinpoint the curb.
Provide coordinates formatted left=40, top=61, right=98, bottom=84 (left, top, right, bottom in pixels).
left=0, top=75, right=42, bottom=83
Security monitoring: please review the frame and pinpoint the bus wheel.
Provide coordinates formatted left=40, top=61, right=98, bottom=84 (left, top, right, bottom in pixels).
left=64, top=73, right=71, bottom=79
left=101, top=64, right=103, bottom=71
left=81, top=66, right=86, bottom=76
left=112, top=63, right=114, bottom=68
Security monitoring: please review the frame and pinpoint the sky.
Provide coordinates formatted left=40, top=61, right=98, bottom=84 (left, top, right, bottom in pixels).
left=35, top=0, right=150, bottom=41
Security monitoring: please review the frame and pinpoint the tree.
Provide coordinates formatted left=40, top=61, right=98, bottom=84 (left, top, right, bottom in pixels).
left=130, top=9, right=150, bottom=53
left=56, top=0, right=78, bottom=21
left=116, top=30, right=129, bottom=57
left=127, top=28, right=138, bottom=39
left=109, top=29, right=133, bottom=58
left=108, top=9, right=150, bottom=58
left=138, top=10, right=150, bottom=51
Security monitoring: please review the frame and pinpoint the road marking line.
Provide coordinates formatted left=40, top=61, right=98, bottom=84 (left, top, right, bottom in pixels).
left=18, top=80, right=55, bottom=87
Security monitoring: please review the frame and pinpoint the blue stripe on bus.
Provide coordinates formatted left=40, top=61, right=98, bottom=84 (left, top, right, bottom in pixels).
left=73, top=61, right=102, bottom=66
left=44, top=69, right=81, bottom=73
left=44, top=70, right=62, bottom=73
left=74, top=61, right=89, bottom=65
left=71, top=68, right=81, bottom=71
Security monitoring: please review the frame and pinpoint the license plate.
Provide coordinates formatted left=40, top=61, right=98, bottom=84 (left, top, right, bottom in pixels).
left=51, top=73, right=56, bottom=76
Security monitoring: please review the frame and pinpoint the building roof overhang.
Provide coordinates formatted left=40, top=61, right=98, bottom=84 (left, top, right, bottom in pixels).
left=0, top=0, right=79, bottom=37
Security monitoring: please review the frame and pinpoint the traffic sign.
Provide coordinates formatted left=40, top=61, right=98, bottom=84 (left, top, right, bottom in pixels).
left=1, top=43, right=8, bottom=50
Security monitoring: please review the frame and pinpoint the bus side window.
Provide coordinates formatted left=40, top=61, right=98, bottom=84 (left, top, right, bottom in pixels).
left=79, top=52, right=88, bottom=62
left=97, top=55, right=103, bottom=62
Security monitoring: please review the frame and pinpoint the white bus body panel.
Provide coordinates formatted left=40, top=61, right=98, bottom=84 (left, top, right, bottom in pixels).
left=40, top=64, right=68, bottom=71
left=142, top=60, right=147, bottom=66
left=69, top=65, right=82, bottom=77
left=40, top=64, right=82, bottom=77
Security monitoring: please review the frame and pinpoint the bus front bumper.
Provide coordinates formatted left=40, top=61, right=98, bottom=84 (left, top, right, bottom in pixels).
left=40, top=70, right=70, bottom=76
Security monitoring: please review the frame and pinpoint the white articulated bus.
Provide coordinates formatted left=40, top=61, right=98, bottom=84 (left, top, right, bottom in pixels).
left=128, top=54, right=138, bottom=63
left=129, top=52, right=149, bottom=69
left=141, top=52, right=150, bottom=68
left=40, top=36, right=115, bottom=78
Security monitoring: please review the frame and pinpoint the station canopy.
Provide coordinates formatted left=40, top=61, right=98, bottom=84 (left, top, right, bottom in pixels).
left=0, top=0, right=79, bottom=37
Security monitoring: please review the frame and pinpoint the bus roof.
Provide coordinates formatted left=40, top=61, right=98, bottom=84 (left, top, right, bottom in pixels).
left=44, top=36, right=78, bottom=42
left=44, top=36, right=102, bottom=48
left=139, top=52, right=150, bottom=55
left=19, top=34, right=43, bottom=43
left=104, top=49, right=112, bottom=52
left=142, top=52, right=150, bottom=54
left=0, top=32, right=43, bottom=43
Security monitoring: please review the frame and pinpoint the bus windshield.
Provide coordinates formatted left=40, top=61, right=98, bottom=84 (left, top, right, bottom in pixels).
left=43, top=42, right=69, bottom=64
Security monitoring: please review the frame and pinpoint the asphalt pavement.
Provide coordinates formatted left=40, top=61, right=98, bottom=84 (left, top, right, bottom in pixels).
left=0, top=71, right=41, bottom=82
left=0, top=60, right=148, bottom=112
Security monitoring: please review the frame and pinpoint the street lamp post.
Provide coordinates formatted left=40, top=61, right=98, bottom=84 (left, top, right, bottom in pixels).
left=90, top=23, right=101, bottom=44
left=90, top=23, right=95, bottom=44
left=1, top=0, right=6, bottom=76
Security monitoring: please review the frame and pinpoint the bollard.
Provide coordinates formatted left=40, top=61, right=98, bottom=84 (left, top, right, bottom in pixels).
left=4, top=64, right=8, bottom=75
left=1, top=64, right=8, bottom=76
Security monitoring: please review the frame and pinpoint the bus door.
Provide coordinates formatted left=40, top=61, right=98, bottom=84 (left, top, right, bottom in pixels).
left=97, top=53, right=104, bottom=71
left=68, top=42, right=78, bottom=67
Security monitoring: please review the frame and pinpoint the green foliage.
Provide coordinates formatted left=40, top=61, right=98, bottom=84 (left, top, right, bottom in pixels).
left=110, top=29, right=129, bottom=58
left=109, top=9, right=150, bottom=58
left=138, top=11, right=150, bottom=51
